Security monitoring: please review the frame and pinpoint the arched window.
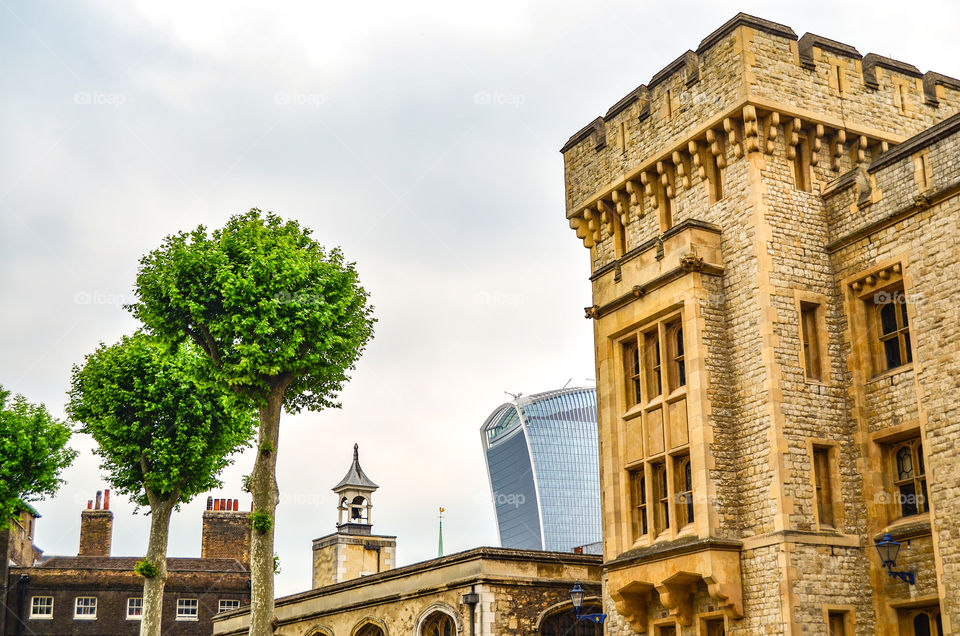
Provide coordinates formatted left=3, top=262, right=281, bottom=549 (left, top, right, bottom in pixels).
left=355, top=623, right=385, bottom=636
left=351, top=496, right=368, bottom=522
left=539, top=605, right=603, bottom=636
left=421, top=611, right=456, bottom=636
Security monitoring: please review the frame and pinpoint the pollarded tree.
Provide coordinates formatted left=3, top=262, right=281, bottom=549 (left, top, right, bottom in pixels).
left=67, top=334, right=256, bottom=636
left=128, top=210, right=375, bottom=635
left=0, top=386, right=77, bottom=528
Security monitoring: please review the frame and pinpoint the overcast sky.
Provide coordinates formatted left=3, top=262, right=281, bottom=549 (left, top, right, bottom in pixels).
left=2, top=1, right=958, bottom=596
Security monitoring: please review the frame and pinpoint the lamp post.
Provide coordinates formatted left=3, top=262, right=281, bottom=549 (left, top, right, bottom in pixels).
left=875, top=533, right=915, bottom=584
left=570, top=583, right=607, bottom=629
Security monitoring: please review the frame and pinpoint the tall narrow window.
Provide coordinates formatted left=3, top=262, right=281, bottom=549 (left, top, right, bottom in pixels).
left=666, top=322, right=685, bottom=390
left=828, top=611, right=848, bottom=636
left=654, top=462, right=670, bottom=533
left=629, top=468, right=648, bottom=538
left=800, top=302, right=822, bottom=381
left=877, top=290, right=911, bottom=371
left=624, top=339, right=641, bottom=408
left=675, top=455, right=694, bottom=527
left=892, top=437, right=927, bottom=518
left=645, top=331, right=662, bottom=398
left=813, top=446, right=835, bottom=528
left=704, top=618, right=726, bottom=636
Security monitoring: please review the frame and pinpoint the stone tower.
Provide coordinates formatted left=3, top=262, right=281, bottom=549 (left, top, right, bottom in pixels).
left=561, top=13, right=960, bottom=636
left=312, top=444, right=396, bottom=588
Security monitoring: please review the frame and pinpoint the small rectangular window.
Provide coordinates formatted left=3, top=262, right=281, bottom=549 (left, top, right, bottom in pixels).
left=675, top=454, right=694, bottom=527
left=30, top=596, right=53, bottom=619
left=653, top=461, right=670, bottom=533
left=623, top=339, right=641, bottom=408
left=176, top=598, right=199, bottom=621
left=891, top=437, right=927, bottom=519
left=629, top=468, right=648, bottom=538
left=800, top=302, right=822, bottom=381
left=813, top=446, right=835, bottom=528
left=218, top=599, right=241, bottom=613
left=874, top=288, right=911, bottom=372
left=644, top=330, right=662, bottom=399
left=74, top=597, right=97, bottom=620
left=127, top=597, right=143, bottom=620
left=704, top=618, right=726, bottom=636
left=828, top=611, right=848, bottom=636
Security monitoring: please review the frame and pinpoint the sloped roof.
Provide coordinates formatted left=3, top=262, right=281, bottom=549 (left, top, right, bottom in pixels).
left=333, top=444, right=378, bottom=491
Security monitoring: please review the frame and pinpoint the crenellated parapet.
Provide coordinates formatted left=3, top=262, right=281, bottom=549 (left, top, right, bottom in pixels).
left=562, top=13, right=960, bottom=260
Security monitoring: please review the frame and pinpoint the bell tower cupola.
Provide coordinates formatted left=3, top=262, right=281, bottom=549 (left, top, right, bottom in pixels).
left=334, top=443, right=378, bottom=533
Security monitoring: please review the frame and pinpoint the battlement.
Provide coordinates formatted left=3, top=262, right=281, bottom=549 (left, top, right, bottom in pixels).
left=561, top=13, right=960, bottom=231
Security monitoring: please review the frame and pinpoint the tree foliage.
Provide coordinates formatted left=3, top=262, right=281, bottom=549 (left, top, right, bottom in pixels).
left=66, top=333, right=255, bottom=507
left=0, top=387, right=77, bottom=528
left=128, top=209, right=376, bottom=411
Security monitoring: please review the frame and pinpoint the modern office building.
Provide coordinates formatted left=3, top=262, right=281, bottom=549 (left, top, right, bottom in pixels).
left=480, top=387, right=601, bottom=553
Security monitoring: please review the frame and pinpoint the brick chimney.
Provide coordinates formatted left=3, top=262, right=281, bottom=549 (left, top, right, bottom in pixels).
left=78, top=489, right=113, bottom=557
left=201, top=496, right=250, bottom=565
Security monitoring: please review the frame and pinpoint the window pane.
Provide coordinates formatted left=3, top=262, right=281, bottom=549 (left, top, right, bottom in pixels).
left=897, top=446, right=914, bottom=479
left=899, top=483, right=918, bottom=517
left=900, top=301, right=909, bottom=327
left=880, top=303, right=898, bottom=334
left=904, top=333, right=912, bottom=363
left=884, top=337, right=902, bottom=369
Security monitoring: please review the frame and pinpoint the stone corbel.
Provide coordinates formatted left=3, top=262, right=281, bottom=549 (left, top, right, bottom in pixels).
left=689, top=140, right=704, bottom=179
left=706, top=129, right=725, bottom=169
left=584, top=305, right=599, bottom=319
left=742, top=106, right=760, bottom=153
left=672, top=151, right=690, bottom=189
left=856, top=135, right=868, bottom=164
left=611, top=581, right=654, bottom=633
left=612, top=189, right=628, bottom=226
left=811, top=124, right=824, bottom=166
left=784, top=118, right=801, bottom=160
left=703, top=573, right=744, bottom=619
left=656, top=572, right=699, bottom=626
left=625, top=180, right=644, bottom=217
left=679, top=252, right=704, bottom=272
left=568, top=216, right=594, bottom=249
left=598, top=199, right=616, bottom=237
left=764, top=111, right=780, bottom=154
left=832, top=129, right=846, bottom=171
left=724, top=117, right=742, bottom=158
left=657, top=161, right=675, bottom=199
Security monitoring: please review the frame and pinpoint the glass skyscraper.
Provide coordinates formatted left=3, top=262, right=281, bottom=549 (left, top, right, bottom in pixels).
left=480, top=387, right=601, bottom=553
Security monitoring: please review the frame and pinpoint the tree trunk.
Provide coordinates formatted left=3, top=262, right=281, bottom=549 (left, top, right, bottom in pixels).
left=248, top=380, right=287, bottom=636
left=140, top=498, right=175, bottom=636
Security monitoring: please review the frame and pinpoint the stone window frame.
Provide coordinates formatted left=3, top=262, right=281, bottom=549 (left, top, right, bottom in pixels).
left=176, top=598, right=199, bottom=621
left=872, top=426, right=930, bottom=526
left=674, top=453, right=694, bottom=529
left=29, top=596, right=53, bottom=620
left=845, top=261, right=914, bottom=380
left=74, top=596, right=97, bottom=620
left=794, top=290, right=829, bottom=384
left=628, top=467, right=648, bottom=540
left=218, top=599, right=241, bottom=613
left=806, top=439, right=842, bottom=531
left=888, top=435, right=928, bottom=520
left=652, top=618, right=680, bottom=635
left=126, top=597, right=143, bottom=620
left=822, top=605, right=855, bottom=635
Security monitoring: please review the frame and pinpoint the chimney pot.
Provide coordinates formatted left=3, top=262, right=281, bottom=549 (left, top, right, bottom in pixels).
left=87, top=500, right=93, bottom=510
left=207, top=496, right=213, bottom=511
left=220, top=498, right=227, bottom=511
left=103, top=489, right=110, bottom=510
left=214, top=499, right=220, bottom=511
left=95, top=491, right=102, bottom=510
left=234, top=499, right=239, bottom=511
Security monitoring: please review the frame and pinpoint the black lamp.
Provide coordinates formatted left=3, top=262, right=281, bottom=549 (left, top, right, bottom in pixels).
left=570, top=583, right=606, bottom=624
left=875, top=533, right=915, bottom=584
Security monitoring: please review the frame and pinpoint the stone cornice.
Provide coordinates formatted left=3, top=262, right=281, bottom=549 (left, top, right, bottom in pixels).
left=605, top=536, right=742, bottom=571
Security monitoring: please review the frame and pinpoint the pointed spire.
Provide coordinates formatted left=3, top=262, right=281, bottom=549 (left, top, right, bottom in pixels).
left=333, top=443, right=378, bottom=491
left=438, top=507, right=445, bottom=558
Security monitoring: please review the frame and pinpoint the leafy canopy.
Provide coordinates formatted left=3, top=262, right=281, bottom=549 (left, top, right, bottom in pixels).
left=128, top=209, right=376, bottom=411
left=67, top=334, right=256, bottom=506
left=0, top=387, right=77, bottom=527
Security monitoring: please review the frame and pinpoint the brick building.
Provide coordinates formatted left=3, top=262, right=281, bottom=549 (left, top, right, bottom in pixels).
left=1, top=492, right=251, bottom=636
left=560, top=13, right=959, bottom=636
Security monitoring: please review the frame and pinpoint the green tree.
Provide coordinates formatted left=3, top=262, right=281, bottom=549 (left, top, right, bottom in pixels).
left=67, top=334, right=255, bottom=636
left=128, top=209, right=375, bottom=635
left=0, top=387, right=76, bottom=528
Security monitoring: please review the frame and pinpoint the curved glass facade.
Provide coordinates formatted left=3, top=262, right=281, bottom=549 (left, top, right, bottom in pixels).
left=480, top=387, right=601, bottom=553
